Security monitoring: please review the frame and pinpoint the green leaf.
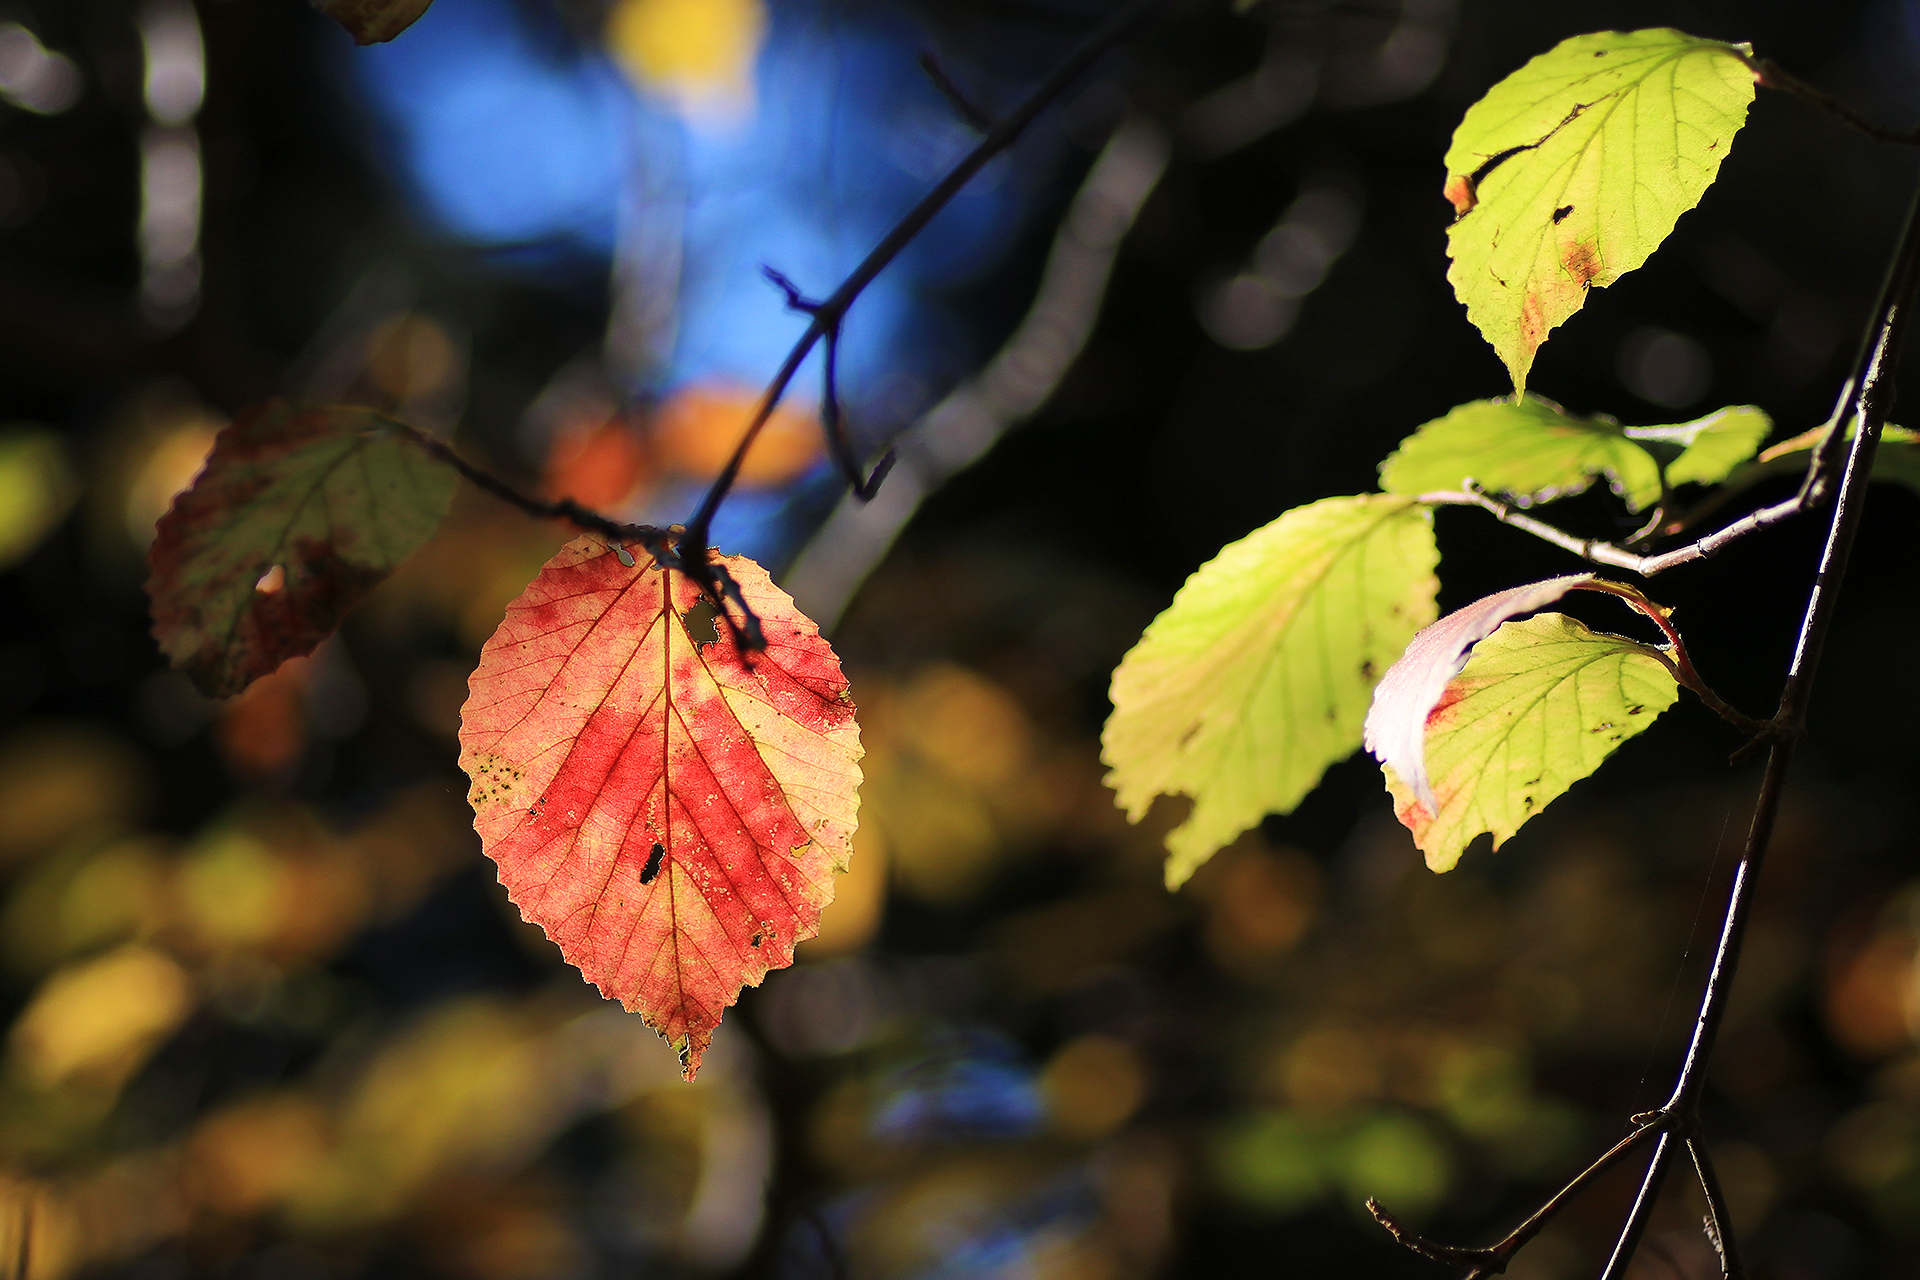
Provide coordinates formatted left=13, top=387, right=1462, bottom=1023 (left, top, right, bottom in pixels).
left=1379, top=396, right=1662, bottom=511
left=1623, top=404, right=1771, bottom=488
left=1103, top=495, right=1438, bottom=889
left=1379, top=612, right=1679, bottom=872
left=146, top=402, right=455, bottom=698
left=1444, top=29, right=1755, bottom=390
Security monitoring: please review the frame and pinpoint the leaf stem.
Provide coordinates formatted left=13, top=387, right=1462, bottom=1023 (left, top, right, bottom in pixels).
left=1740, top=52, right=1920, bottom=147
left=1576, top=580, right=1770, bottom=736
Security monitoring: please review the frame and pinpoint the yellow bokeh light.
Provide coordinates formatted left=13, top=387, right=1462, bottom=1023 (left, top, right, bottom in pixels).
left=606, top=0, right=765, bottom=118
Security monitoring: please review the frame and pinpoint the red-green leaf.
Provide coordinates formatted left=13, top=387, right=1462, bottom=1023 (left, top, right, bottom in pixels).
left=313, top=0, right=434, bottom=44
left=458, top=539, right=863, bottom=1078
left=146, top=402, right=454, bottom=698
left=1365, top=575, right=1598, bottom=812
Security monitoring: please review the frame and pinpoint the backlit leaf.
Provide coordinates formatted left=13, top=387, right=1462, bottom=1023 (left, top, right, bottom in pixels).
left=1380, top=612, right=1679, bottom=872
left=458, top=539, right=862, bottom=1078
left=147, top=403, right=454, bottom=698
left=1379, top=396, right=1662, bottom=511
left=1103, top=495, right=1438, bottom=890
left=312, top=0, right=433, bottom=44
left=1364, top=575, right=1600, bottom=812
left=1445, top=29, right=1754, bottom=389
left=1623, top=404, right=1771, bottom=488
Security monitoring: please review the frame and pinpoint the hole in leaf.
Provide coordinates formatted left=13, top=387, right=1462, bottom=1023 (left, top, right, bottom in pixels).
left=682, top=598, right=720, bottom=646
left=254, top=564, right=285, bottom=594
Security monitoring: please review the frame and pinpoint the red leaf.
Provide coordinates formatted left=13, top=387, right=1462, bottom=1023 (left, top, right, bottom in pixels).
left=1363, top=575, right=1596, bottom=810
left=458, top=538, right=863, bottom=1078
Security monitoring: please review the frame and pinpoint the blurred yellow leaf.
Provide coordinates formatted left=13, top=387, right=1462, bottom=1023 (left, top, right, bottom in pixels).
left=3, top=837, right=170, bottom=974
left=10, top=945, right=193, bottom=1090
left=0, top=429, right=76, bottom=571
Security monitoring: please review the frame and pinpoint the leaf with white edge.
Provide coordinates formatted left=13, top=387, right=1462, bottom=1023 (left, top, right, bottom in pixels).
left=459, top=539, right=862, bottom=1079
left=147, top=402, right=454, bottom=698
left=1103, top=495, right=1438, bottom=890
left=1623, top=405, right=1771, bottom=488
left=1365, top=575, right=1599, bottom=812
left=1379, top=396, right=1662, bottom=510
left=1379, top=612, right=1680, bottom=872
left=1445, top=29, right=1755, bottom=390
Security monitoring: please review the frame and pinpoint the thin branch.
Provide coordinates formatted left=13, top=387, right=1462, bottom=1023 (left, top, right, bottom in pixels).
left=390, top=425, right=771, bottom=650
left=919, top=52, right=996, bottom=131
left=397, top=423, right=675, bottom=558
left=1740, top=53, right=1920, bottom=147
left=401, top=0, right=1161, bottom=647
left=1373, top=1118, right=1667, bottom=1279
left=675, top=0, right=1167, bottom=581
left=1596, top=168, right=1920, bottom=1280
left=1688, top=1136, right=1746, bottom=1280
left=1417, top=486, right=1804, bottom=577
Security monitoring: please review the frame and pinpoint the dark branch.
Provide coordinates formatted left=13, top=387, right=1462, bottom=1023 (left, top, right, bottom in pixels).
left=676, top=0, right=1166, bottom=576
left=1688, top=1136, right=1746, bottom=1280
left=919, top=52, right=996, bottom=131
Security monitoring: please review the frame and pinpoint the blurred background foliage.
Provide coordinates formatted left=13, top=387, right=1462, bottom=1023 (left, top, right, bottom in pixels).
left=3, top=0, right=1920, bottom=1277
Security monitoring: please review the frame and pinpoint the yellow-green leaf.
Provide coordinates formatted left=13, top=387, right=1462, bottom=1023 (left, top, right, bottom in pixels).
left=1380, top=612, right=1679, bottom=872
left=1445, top=29, right=1755, bottom=390
left=1103, top=495, right=1438, bottom=889
left=1379, top=396, right=1662, bottom=511
left=1623, top=404, right=1771, bottom=488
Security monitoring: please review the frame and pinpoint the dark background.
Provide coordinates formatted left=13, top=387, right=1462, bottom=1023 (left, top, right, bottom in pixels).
left=3, top=0, right=1920, bottom=1278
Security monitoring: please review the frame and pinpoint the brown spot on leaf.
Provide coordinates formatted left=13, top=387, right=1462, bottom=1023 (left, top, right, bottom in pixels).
left=1563, top=239, right=1601, bottom=288
left=1443, top=173, right=1478, bottom=216
left=1551, top=205, right=1573, bottom=225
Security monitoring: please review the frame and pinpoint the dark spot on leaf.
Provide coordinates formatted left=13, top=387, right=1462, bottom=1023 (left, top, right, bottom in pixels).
left=1552, top=205, right=1573, bottom=224
left=1594, top=49, right=1607, bottom=56
left=640, top=842, right=665, bottom=885
left=1360, top=659, right=1377, bottom=682
left=1178, top=722, right=1202, bottom=747
left=682, top=598, right=721, bottom=646
left=1627, top=705, right=1644, bottom=715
